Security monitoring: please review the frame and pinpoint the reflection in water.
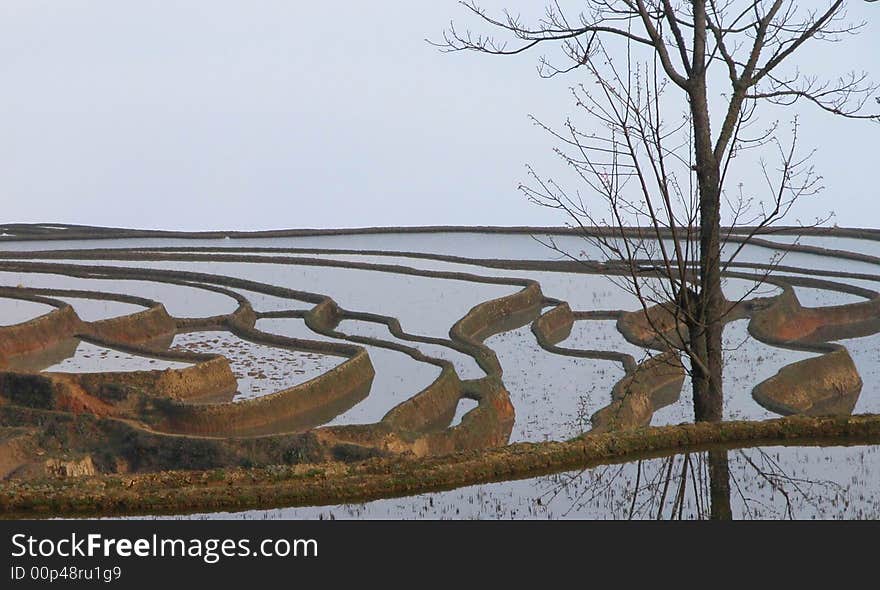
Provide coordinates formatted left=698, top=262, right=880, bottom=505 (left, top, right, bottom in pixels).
left=530, top=446, right=865, bottom=520
left=168, top=445, right=878, bottom=520
left=709, top=450, right=732, bottom=520
left=43, top=340, right=192, bottom=374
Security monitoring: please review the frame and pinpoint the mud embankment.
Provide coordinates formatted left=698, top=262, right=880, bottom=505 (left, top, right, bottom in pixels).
left=3, top=413, right=880, bottom=517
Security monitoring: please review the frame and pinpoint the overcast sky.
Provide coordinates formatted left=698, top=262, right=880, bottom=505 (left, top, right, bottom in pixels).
left=1, top=1, right=877, bottom=230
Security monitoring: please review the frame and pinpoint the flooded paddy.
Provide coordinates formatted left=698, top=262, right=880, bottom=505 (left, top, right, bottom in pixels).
left=651, top=320, right=818, bottom=425
left=169, top=444, right=880, bottom=520
left=791, top=286, right=867, bottom=308
left=43, top=340, right=192, bottom=373
left=488, top=325, right=626, bottom=442
left=2, top=225, right=880, bottom=519
left=0, top=269, right=238, bottom=317
left=72, top=258, right=519, bottom=340
left=335, top=319, right=484, bottom=379
left=256, top=317, right=442, bottom=425
left=833, top=332, right=880, bottom=415
left=170, top=331, right=345, bottom=401
left=0, top=297, right=54, bottom=325
left=53, top=297, right=147, bottom=322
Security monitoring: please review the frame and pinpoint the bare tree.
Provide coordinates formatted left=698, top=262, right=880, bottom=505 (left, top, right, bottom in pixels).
left=435, top=1, right=879, bottom=424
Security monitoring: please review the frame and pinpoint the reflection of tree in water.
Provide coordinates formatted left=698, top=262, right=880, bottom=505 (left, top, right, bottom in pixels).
left=554, top=309, right=858, bottom=519
left=539, top=448, right=847, bottom=520
left=222, top=446, right=878, bottom=520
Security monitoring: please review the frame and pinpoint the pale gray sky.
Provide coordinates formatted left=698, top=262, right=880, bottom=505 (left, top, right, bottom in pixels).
left=1, top=1, right=877, bottom=230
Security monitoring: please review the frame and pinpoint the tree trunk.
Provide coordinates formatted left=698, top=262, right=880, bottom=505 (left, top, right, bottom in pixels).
left=693, top=176, right=724, bottom=423
left=688, top=40, right=724, bottom=424
left=708, top=450, right=733, bottom=520
left=688, top=7, right=729, bottom=515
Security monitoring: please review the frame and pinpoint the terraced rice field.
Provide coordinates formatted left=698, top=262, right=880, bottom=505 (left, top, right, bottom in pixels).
left=1, top=224, right=879, bottom=519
